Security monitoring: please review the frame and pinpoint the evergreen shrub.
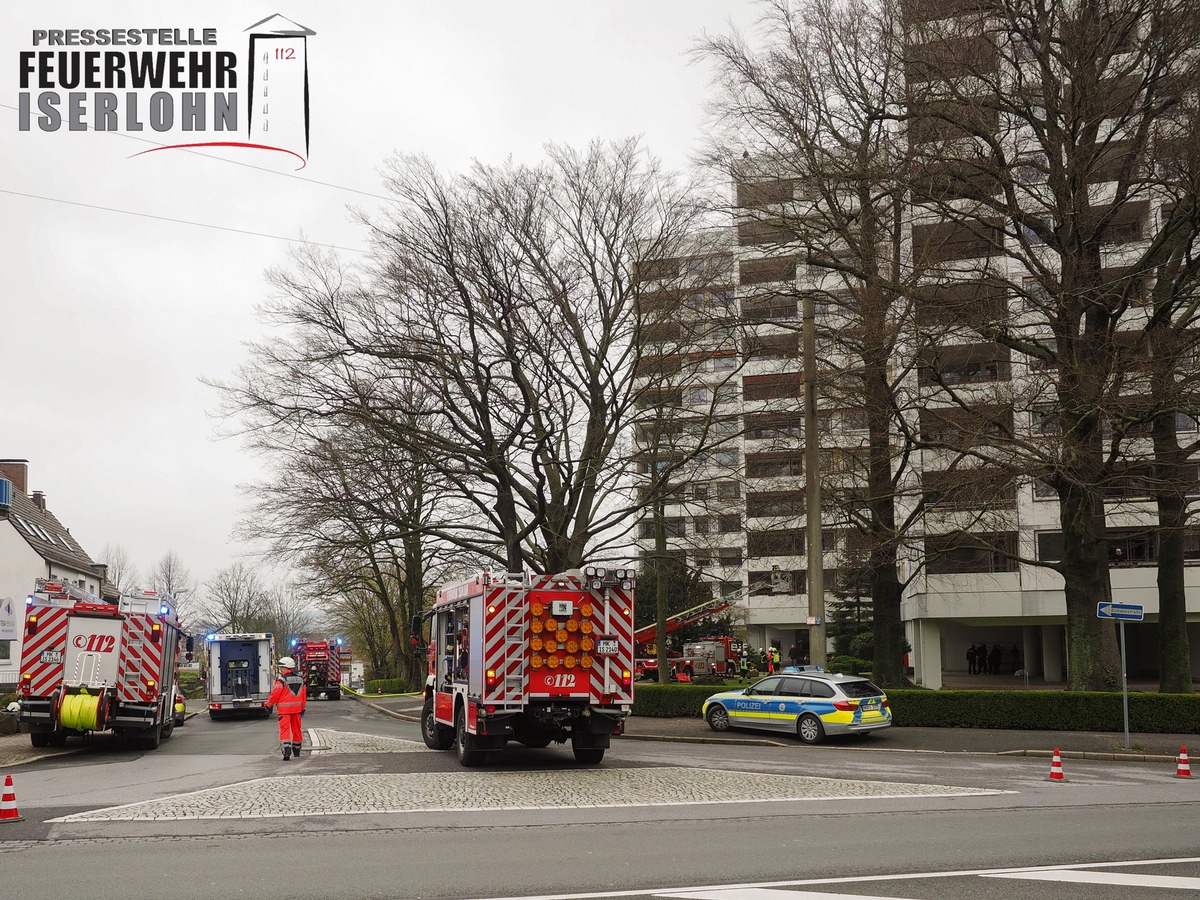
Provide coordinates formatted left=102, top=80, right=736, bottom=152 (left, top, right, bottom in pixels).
left=631, top=683, right=1200, bottom=733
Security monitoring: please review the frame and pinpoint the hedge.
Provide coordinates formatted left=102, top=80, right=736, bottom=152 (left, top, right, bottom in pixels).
left=365, top=678, right=412, bottom=695
left=630, top=682, right=1200, bottom=733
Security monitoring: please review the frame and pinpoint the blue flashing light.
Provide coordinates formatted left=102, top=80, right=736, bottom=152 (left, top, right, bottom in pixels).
left=26, top=595, right=34, bottom=606
left=206, top=633, right=216, bottom=641
left=160, top=605, right=171, bottom=616
left=290, top=638, right=298, bottom=647
left=336, top=637, right=343, bottom=646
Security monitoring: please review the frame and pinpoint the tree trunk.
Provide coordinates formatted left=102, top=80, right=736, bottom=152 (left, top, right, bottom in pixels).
left=1152, top=415, right=1194, bottom=694
left=1059, top=484, right=1121, bottom=690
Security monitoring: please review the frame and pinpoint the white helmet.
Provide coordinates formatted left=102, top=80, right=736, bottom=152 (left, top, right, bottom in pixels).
left=278, top=656, right=296, bottom=668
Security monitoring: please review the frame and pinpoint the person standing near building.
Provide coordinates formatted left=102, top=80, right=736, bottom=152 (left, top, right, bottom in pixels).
left=771, top=645, right=782, bottom=673
left=1010, top=643, right=1022, bottom=675
left=265, top=655, right=308, bottom=760
left=977, top=643, right=989, bottom=674
left=966, top=644, right=977, bottom=675
left=988, top=643, right=1002, bottom=677
left=788, top=644, right=800, bottom=667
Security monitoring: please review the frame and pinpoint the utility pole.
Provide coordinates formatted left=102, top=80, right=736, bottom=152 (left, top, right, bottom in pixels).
left=803, top=290, right=826, bottom=668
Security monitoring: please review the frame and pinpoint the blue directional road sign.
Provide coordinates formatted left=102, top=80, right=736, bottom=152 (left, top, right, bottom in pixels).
left=1096, top=602, right=1144, bottom=621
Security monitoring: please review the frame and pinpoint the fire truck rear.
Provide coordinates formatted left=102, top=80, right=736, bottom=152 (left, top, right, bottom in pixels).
left=17, top=579, right=183, bottom=750
left=292, top=638, right=344, bottom=700
left=417, top=566, right=636, bottom=767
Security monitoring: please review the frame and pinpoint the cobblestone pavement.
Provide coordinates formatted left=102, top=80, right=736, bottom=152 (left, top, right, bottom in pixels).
left=47, top=752, right=1003, bottom=823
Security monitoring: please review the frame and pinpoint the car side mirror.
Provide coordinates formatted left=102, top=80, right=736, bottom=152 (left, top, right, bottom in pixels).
left=743, top=687, right=753, bottom=695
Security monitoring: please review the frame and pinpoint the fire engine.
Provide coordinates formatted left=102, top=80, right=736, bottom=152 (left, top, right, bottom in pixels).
left=17, top=578, right=183, bottom=750
left=291, top=637, right=344, bottom=700
left=635, top=571, right=786, bottom=680
left=676, top=636, right=745, bottom=677
left=415, top=566, right=636, bottom=767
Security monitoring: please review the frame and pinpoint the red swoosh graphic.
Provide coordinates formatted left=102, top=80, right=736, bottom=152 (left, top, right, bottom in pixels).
left=130, top=141, right=307, bottom=170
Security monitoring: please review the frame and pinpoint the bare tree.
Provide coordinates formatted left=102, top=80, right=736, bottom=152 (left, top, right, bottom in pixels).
left=98, top=543, right=138, bottom=595
left=903, top=0, right=1200, bottom=688
left=147, top=551, right=195, bottom=628
left=198, top=562, right=270, bottom=634
left=215, top=140, right=716, bottom=582
left=698, top=0, right=927, bottom=685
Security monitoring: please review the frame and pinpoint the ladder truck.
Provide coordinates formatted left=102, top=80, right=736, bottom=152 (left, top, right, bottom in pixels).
left=635, top=572, right=785, bottom=680
left=415, top=566, right=636, bottom=767
left=17, top=579, right=183, bottom=750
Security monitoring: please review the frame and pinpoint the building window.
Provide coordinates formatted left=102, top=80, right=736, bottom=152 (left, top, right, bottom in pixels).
left=1036, top=531, right=1064, bottom=562
left=715, top=481, right=741, bottom=500
left=748, top=529, right=805, bottom=556
left=718, top=515, right=742, bottom=533
left=746, top=452, right=804, bottom=478
left=925, top=531, right=1019, bottom=574
left=747, top=490, right=806, bottom=517
left=694, top=517, right=711, bottom=535
left=718, top=548, right=744, bottom=568
left=744, top=373, right=804, bottom=400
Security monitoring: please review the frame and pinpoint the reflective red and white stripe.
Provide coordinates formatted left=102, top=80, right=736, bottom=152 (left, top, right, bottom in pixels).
left=117, top=614, right=164, bottom=704
left=19, top=605, right=69, bottom=696
left=482, top=582, right=525, bottom=704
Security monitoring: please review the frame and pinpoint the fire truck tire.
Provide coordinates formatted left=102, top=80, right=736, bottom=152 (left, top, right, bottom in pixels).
left=161, top=718, right=175, bottom=740
left=572, top=743, right=605, bottom=765
left=422, top=698, right=453, bottom=750
left=136, top=724, right=162, bottom=751
left=330, top=689, right=342, bottom=701
left=454, top=706, right=484, bottom=767
left=48, top=731, right=68, bottom=747
left=30, top=732, right=51, bottom=748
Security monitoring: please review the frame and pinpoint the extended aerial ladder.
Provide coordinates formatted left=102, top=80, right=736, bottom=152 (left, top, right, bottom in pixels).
left=634, top=567, right=790, bottom=677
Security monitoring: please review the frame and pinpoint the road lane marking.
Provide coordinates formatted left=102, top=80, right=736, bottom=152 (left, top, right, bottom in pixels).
left=986, top=869, right=1200, bottom=890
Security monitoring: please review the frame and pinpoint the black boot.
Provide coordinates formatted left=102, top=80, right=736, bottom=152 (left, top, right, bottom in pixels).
left=292, top=742, right=302, bottom=757
left=282, top=744, right=291, bottom=760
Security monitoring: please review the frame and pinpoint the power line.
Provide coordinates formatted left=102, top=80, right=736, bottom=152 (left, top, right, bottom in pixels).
left=1, top=100, right=393, bottom=251
left=0, top=102, right=398, bottom=204
left=0, top=188, right=367, bottom=254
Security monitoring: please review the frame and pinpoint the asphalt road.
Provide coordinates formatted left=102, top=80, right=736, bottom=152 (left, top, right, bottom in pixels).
left=0, top=695, right=1196, bottom=900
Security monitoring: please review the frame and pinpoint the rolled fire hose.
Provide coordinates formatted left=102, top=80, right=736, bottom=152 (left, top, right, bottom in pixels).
left=59, top=689, right=102, bottom=732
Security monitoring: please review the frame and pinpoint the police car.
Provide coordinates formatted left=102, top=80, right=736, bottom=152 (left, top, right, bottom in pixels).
left=702, top=670, right=891, bottom=744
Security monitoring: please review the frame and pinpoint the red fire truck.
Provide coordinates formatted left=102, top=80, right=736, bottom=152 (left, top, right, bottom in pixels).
left=634, top=572, right=786, bottom=679
left=17, top=579, right=183, bottom=750
left=416, top=566, right=636, bottom=767
left=291, top=638, right=345, bottom=700
left=634, top=595, right=742, bottom=680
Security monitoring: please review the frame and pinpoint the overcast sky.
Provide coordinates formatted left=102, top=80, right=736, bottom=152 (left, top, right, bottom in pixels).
left=1, top=0, right=760, bottom=591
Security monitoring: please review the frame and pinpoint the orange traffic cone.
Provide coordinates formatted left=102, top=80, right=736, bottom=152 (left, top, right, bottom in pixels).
left=0, top=774, right=24, bottom=823
left=1047, top=748, right=1068, bottom=782
left=1175, top=747, right=1192, bottom=779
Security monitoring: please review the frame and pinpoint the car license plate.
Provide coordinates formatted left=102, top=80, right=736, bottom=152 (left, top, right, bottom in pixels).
left=861, top=700, right=879, bottom=711
left=40, top=650, right=63, bottom=664
left=596, top=639, right=618, bottom=655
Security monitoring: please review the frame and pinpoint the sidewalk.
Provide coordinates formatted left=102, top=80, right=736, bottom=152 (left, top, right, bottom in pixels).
left=353, top=691, right=1195, bottom=762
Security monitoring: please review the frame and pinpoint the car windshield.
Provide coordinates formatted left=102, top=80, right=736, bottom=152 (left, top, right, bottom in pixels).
left=839, top=680, right=884, bottom=698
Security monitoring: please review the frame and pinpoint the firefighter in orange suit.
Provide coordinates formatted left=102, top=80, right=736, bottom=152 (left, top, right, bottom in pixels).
left=265, top=656, right=307, bottom=760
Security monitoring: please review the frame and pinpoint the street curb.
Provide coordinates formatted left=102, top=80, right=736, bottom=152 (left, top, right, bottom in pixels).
left=345, top=692, right=1185, bottom=762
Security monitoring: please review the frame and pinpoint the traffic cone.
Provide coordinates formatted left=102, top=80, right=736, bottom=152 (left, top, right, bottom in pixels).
left=1175, top=747, right=1192, bottom=779
left=0, top=774, right=24, bottom=822
left=1047, top=748, right=1068, bottom=782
